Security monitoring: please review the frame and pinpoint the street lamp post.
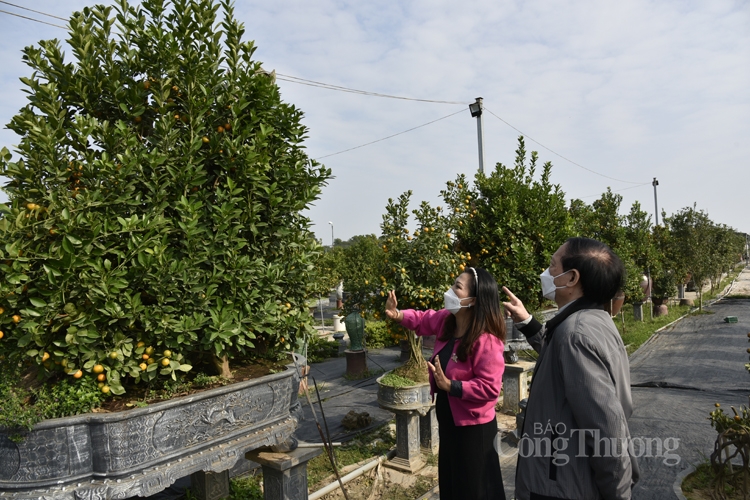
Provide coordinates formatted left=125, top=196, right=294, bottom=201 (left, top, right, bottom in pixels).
left=652, top=178, right=660, bottom=226
left=328, top=221, right=334, bottom=248
left=469, top=97, right=485, bottom=175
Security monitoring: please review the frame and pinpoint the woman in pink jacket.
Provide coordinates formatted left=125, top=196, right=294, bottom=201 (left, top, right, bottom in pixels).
left=385, top=267, right=507, bottom=500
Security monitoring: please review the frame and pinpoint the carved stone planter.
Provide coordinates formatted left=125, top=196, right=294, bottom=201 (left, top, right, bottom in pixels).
left=376, top=373, right=435, bottom=473
left=376, top=374, right=432, bottom=413
left=0, top=356, right=305, bottom=500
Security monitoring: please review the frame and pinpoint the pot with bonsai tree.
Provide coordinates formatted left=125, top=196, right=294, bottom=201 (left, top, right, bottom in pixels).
left=652, top=268, right=679, bottom=317
left=375, top=330, right=434, bottom=473
left=616, top=256, right=645, bottom=322
left=0, top=1, right=330, bottom=499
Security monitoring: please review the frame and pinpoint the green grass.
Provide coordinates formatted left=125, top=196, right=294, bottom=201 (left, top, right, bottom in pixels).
left=224, top=424, right=397, bottom=498
left=681, top=461, right=713, bottom=495
left=616, top=303, right=692, bottom=356
left=307, top=423, right=396, bottom=487
left=228, top=473, right=263, bottom=500
left=381, top=477, right=435, bottom=499
left=681, top=459, right=746, bottom=499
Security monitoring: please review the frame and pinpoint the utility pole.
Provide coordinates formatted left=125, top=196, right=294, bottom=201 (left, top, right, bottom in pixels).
left=652, top=178, right=660, bottom=226
left=469, top=97, right=485, bottom=174
left=328, top=221, right=334, bottom=248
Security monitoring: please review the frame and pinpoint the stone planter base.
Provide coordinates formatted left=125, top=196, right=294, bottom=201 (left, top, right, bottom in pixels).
left=633, top=303, right=644, bottom=322
left=376, top=374, right=435, bottom=474
left=502, top=360, right=535, bottom=413
left=654, top=304, right=669, bottom=317
left=191, top=470, right=229, bottom=500
left=383, top=411, right=424, bottom=474
left=419, top=409, right=439, bottom=454
left=245, top=447, right=322, bottom=500
left=345, top=350, right=367, bottom=377
left=0, top=356, right=305, bottom=500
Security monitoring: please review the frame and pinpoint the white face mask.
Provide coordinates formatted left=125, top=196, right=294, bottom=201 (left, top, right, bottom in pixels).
left=444, top=288, right=474, bottom=315
left=540, top=268, right=572, bottom=301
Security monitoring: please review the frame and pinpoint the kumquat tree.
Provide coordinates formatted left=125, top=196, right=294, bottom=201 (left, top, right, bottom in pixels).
left=442, top=137, right=571, bottom=312
left=0, top=0, right=330, bottom=397
left=344, top=191, right=467, bottom=382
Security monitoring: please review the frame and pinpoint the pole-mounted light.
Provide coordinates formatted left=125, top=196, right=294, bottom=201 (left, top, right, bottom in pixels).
left=652, top=178, right=660, bottom=226
left=469, top=97, right=485, bottom=174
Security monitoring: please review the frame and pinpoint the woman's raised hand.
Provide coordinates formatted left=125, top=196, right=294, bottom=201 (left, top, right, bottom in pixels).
left=427, top=358, right=451, bottom=392
left=502, top=286, right=531, bottom=323
left=384, top=290, right=400, bottom=321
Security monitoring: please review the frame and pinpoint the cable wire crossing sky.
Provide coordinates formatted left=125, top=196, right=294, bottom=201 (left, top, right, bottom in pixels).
left=0, top=0, right=748, bottom=243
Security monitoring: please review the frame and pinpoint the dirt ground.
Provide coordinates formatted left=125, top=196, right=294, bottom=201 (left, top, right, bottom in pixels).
left=311, top=411, right=516, bottom=499
left=496, top=411, right=517, bottom=433
left=314, top=463, right=438, bottom=500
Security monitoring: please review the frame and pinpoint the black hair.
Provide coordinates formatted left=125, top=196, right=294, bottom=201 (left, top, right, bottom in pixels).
left=440, top=267, right=506, bottom=361
left=560, top=237, right=625, bottom=305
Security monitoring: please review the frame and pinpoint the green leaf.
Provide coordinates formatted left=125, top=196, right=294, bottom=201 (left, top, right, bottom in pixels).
left=110, top=384, right=126, bottom=395
left=62, top=237, right=74, bottom=254
left=6, top=274, right=24, bottom=284
left=29, top=297, right=47, bottom=307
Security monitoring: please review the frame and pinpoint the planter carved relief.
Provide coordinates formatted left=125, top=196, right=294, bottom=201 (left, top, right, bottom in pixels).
left=0, top=357, right=305, bottom=500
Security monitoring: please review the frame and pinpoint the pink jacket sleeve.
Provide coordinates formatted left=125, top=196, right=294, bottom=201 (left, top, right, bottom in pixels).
left=460, top=334, right=505, bottom=403
left=400, top=308, right=450, bottom=337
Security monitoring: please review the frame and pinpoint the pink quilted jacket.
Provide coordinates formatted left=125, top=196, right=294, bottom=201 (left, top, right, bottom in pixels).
left=400, top=308, right=505, bottom=426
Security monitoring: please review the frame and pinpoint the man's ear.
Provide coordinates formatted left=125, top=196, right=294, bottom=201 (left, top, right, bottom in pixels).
left=566, top=269, right=581, bottom=287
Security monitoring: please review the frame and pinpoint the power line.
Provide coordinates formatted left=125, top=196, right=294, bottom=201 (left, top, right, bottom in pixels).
left=276, top=73, right=469, bottom=105
left=315, top=108, right=465, bottom=160
left=0, top=7, right=67, bottom=29
left=483, top=106, right=645, bottom=185
left=0, top=3, right=649, bottom=189
left=578, top=182, right=651, bottom=199
left=0, top=0, right=67, bottom=21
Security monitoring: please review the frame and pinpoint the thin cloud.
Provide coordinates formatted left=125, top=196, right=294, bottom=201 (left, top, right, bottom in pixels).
left=0, top=0, right=747, bottom=240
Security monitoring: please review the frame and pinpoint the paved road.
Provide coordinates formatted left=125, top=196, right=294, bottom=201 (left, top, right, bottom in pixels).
left=628, top=297, right=750, bottom=499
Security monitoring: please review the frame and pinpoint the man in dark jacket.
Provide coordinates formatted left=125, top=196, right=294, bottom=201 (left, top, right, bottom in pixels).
left=504, top=237, right=639, bottom=500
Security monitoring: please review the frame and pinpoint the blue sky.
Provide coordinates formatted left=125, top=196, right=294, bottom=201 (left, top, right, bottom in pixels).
left=1, top=0, right=748, bottom=244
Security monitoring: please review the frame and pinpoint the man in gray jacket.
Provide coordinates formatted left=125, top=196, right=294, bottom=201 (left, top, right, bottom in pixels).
left=504, top=237, right=639, bottom=500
